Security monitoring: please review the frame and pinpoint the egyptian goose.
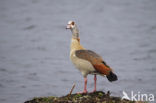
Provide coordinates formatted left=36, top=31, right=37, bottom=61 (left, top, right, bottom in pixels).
left=66, top=21, right=117, bottom=93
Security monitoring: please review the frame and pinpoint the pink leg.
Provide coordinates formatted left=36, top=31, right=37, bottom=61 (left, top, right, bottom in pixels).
left=78, top=77, right=88, bottom=94
left=83, top=77, right=88, bottom=93
left=93, top=74, right=97, bottom=92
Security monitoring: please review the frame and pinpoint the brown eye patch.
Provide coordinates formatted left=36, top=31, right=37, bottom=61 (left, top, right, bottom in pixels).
left=71, top=21, right=75, bottom=25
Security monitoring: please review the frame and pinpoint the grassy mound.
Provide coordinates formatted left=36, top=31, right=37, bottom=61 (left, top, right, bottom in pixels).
left=24, top=91, right=147, bottom=103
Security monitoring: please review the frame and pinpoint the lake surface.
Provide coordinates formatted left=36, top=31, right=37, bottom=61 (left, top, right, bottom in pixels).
left=0, top=0, right=156, bottom=103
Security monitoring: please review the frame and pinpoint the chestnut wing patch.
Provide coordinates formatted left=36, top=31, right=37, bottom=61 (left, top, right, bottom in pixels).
left=75, top=50, right=111, bottom=75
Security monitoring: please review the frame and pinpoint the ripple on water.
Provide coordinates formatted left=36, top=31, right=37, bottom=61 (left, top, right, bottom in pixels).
left=23, top=25, right=36, bottom=30
left=0, top=68, right=7, bottom=72
left=26, top=73, right=39, bottom=81
left=148, top=49, right=156, bottom=54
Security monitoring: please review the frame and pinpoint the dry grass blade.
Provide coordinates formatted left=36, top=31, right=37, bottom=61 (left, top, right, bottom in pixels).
left=68, top=83, right=76, bottom=96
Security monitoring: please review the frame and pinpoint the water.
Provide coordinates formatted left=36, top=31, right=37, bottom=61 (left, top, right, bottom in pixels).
left=0, top=0, right=156, bottom=103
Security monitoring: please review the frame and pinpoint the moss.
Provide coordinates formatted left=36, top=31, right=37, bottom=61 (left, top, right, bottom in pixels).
left=74, top=93, right=82, bottom=98
left=24, top=91, right=147, bottom=103
left=98, top=92, right=104, bottom=97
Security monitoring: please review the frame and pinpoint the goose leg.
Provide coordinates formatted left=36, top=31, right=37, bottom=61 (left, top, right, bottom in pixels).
left=93, top=74, right=97, bottom=92
left=77, top=77, right=88, bottom=94
left=83, top=77, right=88, bottom=93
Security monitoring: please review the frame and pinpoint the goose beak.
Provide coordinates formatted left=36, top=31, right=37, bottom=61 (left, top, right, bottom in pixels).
left=66, top=24, right=71, bottom=29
